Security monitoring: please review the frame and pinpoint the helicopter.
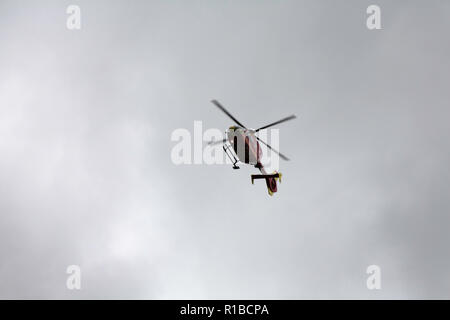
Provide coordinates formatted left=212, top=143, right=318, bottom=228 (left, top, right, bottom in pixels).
left=208, top=100, right=296, bottom=196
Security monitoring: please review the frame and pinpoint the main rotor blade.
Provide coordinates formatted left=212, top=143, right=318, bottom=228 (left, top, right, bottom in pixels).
left=206, top=138, right=227, bottom=146
left=256, top=137, right=290, bottom=161
left=255, top=114, right=297, bottom=132
left=211, top=100, right=246, bottom=129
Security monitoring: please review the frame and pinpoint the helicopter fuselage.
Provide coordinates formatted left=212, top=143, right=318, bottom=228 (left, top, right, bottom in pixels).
left=226, top=127, right=261, bottom=165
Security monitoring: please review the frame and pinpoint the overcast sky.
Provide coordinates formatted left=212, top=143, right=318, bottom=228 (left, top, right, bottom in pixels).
left=0, top=0, right=449, bottom=299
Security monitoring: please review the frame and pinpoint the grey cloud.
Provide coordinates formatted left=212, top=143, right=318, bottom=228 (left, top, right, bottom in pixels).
left=0, top=0, right=449, bottom=298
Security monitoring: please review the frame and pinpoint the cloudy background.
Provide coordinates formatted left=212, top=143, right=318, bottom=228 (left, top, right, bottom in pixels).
left=0, top=0, right=449, bottom=299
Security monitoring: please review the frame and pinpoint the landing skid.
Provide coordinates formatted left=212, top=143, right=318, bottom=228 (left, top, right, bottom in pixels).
left=223, top=143, right=240, bottom=170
